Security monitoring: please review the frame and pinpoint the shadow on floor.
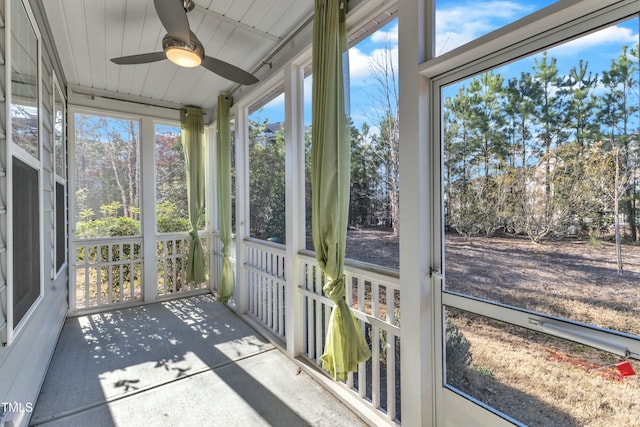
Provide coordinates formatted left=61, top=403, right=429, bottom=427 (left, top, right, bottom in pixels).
left=31, top=294, right=365, bottom=427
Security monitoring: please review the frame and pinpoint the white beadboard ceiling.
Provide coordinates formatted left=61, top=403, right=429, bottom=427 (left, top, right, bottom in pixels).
left=42, top=0, right=314, bottom=114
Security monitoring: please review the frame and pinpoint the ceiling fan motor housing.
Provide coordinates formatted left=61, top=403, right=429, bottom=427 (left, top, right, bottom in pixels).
left=162, top=32, right=204, bottom=67
left=183, top=0, right=195, bottom=12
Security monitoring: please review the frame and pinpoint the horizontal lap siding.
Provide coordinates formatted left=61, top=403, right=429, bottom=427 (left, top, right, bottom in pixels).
left=0, top=2, right=68, bottom=426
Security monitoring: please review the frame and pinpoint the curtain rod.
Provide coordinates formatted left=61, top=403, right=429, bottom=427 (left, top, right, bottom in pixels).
left=229, top=12, right=316, bottom=97
left=227, top=0, right=398, bottom=97
left=71, top=88, right=186, bottom=112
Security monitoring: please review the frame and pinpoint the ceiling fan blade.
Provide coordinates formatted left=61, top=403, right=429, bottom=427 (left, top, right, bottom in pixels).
left=202, top=56, right=259, bottom=85
left=154, top=0, right=191, bottom=44
left=111, top=52, right=167, bottom=65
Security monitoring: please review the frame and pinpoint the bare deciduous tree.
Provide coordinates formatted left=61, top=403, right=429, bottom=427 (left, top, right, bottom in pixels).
left=367, top=38, right=400, bottom=236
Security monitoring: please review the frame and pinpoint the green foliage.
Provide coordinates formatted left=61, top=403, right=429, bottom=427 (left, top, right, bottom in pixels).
left=100, top=201, right=123, bottom=218
left=76, top=215, right=139, bottom=238
left=446, top=318, right=473, bottom=388
left=588, top=230, right=603, bottom=247
left=79, top=208, right=95, bottom=221
left=74, top=114, right=140, bottom=224
left=248, top=118, right=286, bottom=242
left=156, top=200, right=191, bottom=233
left=157, top=217, right=192, bottom=234
left=76, top=200, right=193, bottom=296
left=443, top=43, right=640, bottom=246
left=475, top=366, right=493, bottom=377
left=350, top=122, right=389, bottom=227
left=77, top=199, right=195, bottom=238
left=155, top=127, right=189, bottom=221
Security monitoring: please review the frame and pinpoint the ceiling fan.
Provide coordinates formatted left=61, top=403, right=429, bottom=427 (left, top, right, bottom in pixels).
left=111, top=0, right=259, bottom=85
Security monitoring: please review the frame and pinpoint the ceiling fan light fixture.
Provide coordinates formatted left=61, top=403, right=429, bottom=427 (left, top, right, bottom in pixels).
left=166, top=46, right=201, bottom=67
left=162, top=34, right=204, bottom=68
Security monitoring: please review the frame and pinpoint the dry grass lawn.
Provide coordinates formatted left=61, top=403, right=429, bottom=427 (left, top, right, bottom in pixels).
left=445, top=233, right=640, bottom=426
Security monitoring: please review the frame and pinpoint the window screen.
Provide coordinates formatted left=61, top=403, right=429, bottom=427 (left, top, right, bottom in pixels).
left=56, top=182, right=65, bottom=271
left=13, top=158, right=41, bottom=324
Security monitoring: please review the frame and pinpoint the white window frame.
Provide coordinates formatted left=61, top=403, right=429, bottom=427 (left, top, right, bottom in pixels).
left=68, top=107, right=144, bottom=237
left=423, top=0, right=640, bottom=424
left=5, top=0, right=44, bottom=345
left=53, top=73, right=67, bottom=278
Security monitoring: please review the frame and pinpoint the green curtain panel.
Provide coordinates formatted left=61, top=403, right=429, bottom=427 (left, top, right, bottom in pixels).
left=181, top=107, right=207, bottom=284
left=312, top=0, right=371, bottom=381
left=216, top=95, right=234, bottom=303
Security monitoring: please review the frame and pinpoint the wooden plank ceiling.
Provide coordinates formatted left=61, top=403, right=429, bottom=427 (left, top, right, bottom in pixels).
left=42, top=0, right=313, bottom=112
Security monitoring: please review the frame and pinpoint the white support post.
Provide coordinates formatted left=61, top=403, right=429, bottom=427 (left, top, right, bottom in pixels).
left=284, top=61, right=305, bottom=357
left=399, top=0, right=435, bottom=425
left=233, top=104, right=249, bottom=314
left=141, top=117, right=157, bottom=303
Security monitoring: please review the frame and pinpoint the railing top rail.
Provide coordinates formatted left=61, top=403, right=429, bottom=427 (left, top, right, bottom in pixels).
left=73, top=235, right=143, bottom=244
left=298, top=250, right=400, bottom=289
left=156, top=232, right=191, bottom=239
left=75, top=230, right=216, bottom=244
left=243, top=237, right=287, bottom=255
left=237, top=238, right=400, bottom=287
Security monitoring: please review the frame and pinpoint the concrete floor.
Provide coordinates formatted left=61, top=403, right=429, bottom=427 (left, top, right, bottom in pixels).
left=30, top=295, right=366, bottom=427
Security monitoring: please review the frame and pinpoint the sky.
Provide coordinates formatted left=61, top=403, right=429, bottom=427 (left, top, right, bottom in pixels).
left=252, top=1, right=639, bottom=134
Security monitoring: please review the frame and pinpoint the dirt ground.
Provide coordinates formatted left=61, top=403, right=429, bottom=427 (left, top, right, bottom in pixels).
left=445, top=233, right=640, bottom=426
left=445, top=232, right=640, bottom=336
left=306, top=227, right=400, bottom=269
left=344, top=228, right=640, bottom=426
left=344, top=228, right=640, bottom=336
left=345, top=227, right=400, bottom=269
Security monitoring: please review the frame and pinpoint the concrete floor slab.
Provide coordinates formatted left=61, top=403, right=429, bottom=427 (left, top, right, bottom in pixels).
left=30, top=295, right=366, bottom=427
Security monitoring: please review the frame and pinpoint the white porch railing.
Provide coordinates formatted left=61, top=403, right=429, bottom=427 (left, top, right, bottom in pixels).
left=299, top=252, right=401, bottom=423
left=156, top=233, right=209, bottom=297
left=244, top=239, right=286, bottom=340
left=71, top=233, right=210, bottom=312
left=71, top=233, right=401, bottom=422
left=72, top=237, right=144, bottom=310
left=240, top=238, right=401, bottom=424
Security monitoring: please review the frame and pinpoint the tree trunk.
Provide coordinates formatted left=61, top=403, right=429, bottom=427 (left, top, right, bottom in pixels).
left=626, top=196, right=637, bottom=242
left=110, top=149, right=129, bottom=218
left=127, top=121, right=138, bottom=219
left=614, top=148, right=623, bottom=274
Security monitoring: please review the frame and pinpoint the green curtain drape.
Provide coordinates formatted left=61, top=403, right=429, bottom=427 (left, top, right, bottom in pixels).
left=216, top=95, right=234, bottom=303
left=181, top=107, right=207, bottom=284
left=312, top=0, right=371, bottom=381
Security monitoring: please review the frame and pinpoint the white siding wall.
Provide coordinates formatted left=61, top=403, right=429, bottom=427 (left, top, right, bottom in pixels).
left=0, top=1, right=68, bottom=426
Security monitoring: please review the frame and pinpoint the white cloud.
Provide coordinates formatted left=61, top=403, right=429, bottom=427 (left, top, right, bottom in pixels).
left=370, top=22, right=398, bottom=44
left=348, top=45, right=399, bottom=87
left=347, top=19, right=399, bottom=82
left=435, top=1, right=535, bottom=54
left=348, top=46, right=372, bottom=80
left=435, top=2, right=639, bottom=56
left=550, top=25, right=638, bottom=55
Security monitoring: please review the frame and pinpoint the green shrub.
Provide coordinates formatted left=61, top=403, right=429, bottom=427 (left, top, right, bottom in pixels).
left=76, top=216, right=139, bottom=238
left=157, top=215, right=191, bottom=233
left=446, top=318, right=473, bottom=388
left=588, top=229, right=602, bottom=246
